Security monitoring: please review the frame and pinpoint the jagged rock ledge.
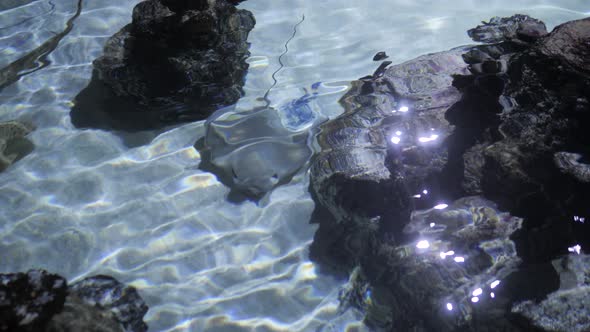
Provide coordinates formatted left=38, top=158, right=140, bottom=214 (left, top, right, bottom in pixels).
left=0, top=120, right=34, bottom=172
left=70, top=0, right=255, bottom=131
left=0, top=269, right=148, bottom=332
left=309, top=15, right=590, bottom=331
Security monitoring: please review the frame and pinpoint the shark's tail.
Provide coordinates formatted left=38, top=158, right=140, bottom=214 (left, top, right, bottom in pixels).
left=262, top=14, right=306, bottom=107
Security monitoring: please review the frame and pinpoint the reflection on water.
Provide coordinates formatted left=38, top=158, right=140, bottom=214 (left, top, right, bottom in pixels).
left=0, top=0, right=589, bottom=331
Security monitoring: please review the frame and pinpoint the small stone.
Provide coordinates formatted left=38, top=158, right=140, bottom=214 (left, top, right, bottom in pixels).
left=373, top=51, right=388, bottom=61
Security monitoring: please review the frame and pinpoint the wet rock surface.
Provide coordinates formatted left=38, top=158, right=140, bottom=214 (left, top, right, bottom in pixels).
left=70, top=0, right=255, bottom=131
left=0, top=120, right=34, bottom=172
left=310, top=15, right=590, bottom=331
left=0, top=270, right=148, bottom=332
left=512, top=254, right=590, bottom=332
left=0, top=270, right=67, bottom=332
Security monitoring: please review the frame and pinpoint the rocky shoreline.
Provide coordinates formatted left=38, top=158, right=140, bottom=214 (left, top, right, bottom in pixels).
left=0, top=270, right=148, bottom=332
left=70, top=0, right=255, bottom=131
left=309, top=15, right=590, bottom=331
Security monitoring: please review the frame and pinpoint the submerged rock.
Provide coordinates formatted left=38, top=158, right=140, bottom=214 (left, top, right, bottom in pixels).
left=310, top=14, right=590, bottom=332
left=0, top=270, right=67, bottom=332
left=512, top=254, right=590, bottom=332
left=364, top=197, right=524, bottom=331
left=0, top=270, right=148, bottom=332
left=0, top=120, right=34, bottom=172
left=70, top=0, right=255, bottom=131
left=311, top=46, right=470, bottom=238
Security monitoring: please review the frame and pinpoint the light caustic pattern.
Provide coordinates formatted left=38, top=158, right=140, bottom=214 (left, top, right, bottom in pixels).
left=0, top=0, right=588, bottom=331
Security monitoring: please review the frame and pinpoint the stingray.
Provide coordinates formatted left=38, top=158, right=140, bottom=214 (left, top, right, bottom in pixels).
left=196, top=15, right=325, bottom=201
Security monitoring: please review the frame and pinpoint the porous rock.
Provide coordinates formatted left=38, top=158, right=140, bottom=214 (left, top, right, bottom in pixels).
left=0, top=270, right=148, bottom=332
left=70, top=0, right=255, bottom=131
left=310, top=14, right=590, bottom=331
left=0, top=270, right=67, bottom=332
left=0, top=120, right=34, bottom=172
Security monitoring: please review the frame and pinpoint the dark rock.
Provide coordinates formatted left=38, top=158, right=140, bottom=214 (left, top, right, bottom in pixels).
left=468, top=14, right=547, bottom=44
left=0, top=270, right=67, bottom=332
left=70, top=0, right=255, bottom=131
left=310, top=46, right=470, bottom=242
left=0, top=270, right=148, bottom=332
left=309, top=14, right=590, bottom=332
left=372, top=51, right=388, bottom=61
left=0, top=120, right=34, bottom=172
left=512, top=254, right=590, bottom=332
left=339, top=197, right=525, bottom=331
left=471, top=18, right=590, bottom=263
left=48, top=276, right=148, bottom=332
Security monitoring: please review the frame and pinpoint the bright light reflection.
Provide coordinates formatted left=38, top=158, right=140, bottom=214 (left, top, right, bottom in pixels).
left=439, top=250, right=455, bottom=259
left=446, top=303, right=453, bottom=311
left=391, top=137, right=401, bottom=144
left=434, top=203, right=448, bottom=210
left=454, top=256, right=465, bottom=263
left=429, top=222, right=435, bottom=228
left=418, top=134, right=439, bottom=143
left=395, top=130, right=402, bottom=136
left=471, top=297, right=479, bottom=303
left=574, top=216, right=585, bottom=223
left=416, top=240, right=430, bottom=249
left=423, top=189, right=428, bottom=194
left=399, top=106, right=409, bottom=112
left=472, top=288, right=483, bottom=296
left=413, top=194, right=422, bottom=198
left=568, top=244, right=582, bottom=255
left=490, top=280, right=500, bottom=289
left=490, top=292, right=495, bottom=298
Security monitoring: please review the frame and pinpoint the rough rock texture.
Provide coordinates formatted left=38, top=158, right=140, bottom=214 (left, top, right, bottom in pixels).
left=49, top=275, right=149, bottom=332
left=0, top=270, right=67, bottom=332
left=70, top=0, right=255, bottom=131
left=310, top=14, right=590, bottom=331
left=311, top=47, right=469, bottom=240
left=0, top=270, right=148, bottom=332
left=512, top=254, right=590, bottom=332
left=461, top=17, right=590, bottom=262
left=336, top=197, right=525, bottom=331
left=0, top=120, right=34, bottom=172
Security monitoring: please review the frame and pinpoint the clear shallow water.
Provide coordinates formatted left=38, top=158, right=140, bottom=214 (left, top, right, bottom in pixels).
left=0, top=1, right=588, bottom=331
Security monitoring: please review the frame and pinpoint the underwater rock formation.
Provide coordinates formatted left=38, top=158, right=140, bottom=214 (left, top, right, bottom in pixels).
left=0, top=270, right=148, bottom=332
left=0, top=0, right=84, bottom=91
left=344, top=197, right=524, bottom=331
left=512, top=254, right=590, bottom=332
left=459, top=17, right=590, bottom=262
left=0, top=270, right=67, bottom=332
left=0, top=120, right=34, bottom=172
left=70, top=0, right=255, bottom=131
left=310, top=14, right=590, bottom=331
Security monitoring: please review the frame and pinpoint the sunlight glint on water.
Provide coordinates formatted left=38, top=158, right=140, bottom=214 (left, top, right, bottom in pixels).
left=0, top=0, right=588, bottom=331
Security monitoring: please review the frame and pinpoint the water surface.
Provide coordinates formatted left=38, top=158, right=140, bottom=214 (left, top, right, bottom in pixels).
left=0, top=0, right=587, bottom=331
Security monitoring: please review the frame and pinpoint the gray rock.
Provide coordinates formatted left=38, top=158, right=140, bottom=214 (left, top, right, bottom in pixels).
left=0, top=270, right=148, bottom=332
left=512, top=255, right=590, bottom=332
left=0, top=270, right=67, bottom=332
left=0, top=120, right=34, bottom=172
left=197, top=89, right=322, bottom=199
left=310, top=14, right=590, bottom=332
left=70, top=0, right=255, bottom=131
